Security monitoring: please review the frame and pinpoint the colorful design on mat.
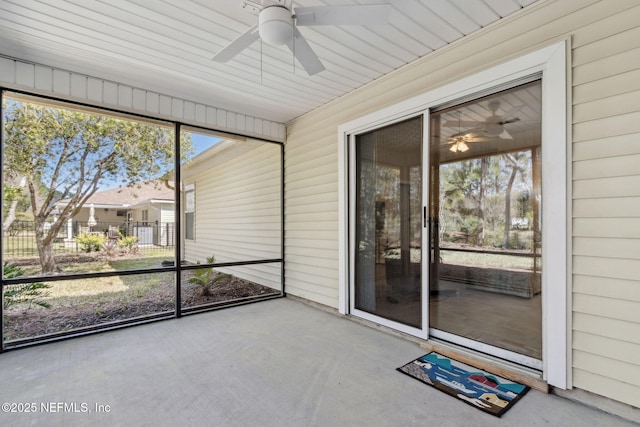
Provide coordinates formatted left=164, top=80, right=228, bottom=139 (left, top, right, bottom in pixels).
left=397, top=352, right=530, bottom=417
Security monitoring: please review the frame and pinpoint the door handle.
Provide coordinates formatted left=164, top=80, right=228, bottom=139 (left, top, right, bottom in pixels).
left=423, top=206, right=427, bottom=228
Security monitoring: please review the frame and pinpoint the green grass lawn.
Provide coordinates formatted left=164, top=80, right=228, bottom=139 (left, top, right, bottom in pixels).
left=440, top=249, right=536, bottom=270
left=18, top=252, right=169, bottom=274
left=9, top=252, right=173, bottom=302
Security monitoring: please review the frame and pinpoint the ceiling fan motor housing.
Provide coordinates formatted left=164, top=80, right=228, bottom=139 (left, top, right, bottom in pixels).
left=259, top=6, right=293, bottom=46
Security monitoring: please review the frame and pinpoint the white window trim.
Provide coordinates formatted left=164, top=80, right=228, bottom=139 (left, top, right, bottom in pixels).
left=338, top=40, right=569, bottom=389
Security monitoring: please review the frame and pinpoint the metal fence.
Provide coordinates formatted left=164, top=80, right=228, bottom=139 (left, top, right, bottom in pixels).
left=3, top=220, right=175, bottom=258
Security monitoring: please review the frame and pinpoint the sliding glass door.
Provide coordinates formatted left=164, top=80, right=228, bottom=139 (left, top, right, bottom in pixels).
left=349, top=80, right=543, bottom=367
left=351, top=116, right=425, bottom=332
left=428, top=81, right=543, bottom=366
left=344, top=44, right=567, bottom=379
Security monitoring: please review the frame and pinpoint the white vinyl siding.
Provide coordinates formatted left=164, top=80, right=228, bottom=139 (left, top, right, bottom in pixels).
left=160, top=204, right=175, bottom=224
left=0, top=58, right=285, bottom=142
left=284, top=127, right=340, bottom=307
left=285, top=0, right=640, bottom=407
left=183, top=143, right=282, bottom=290
left=571, top=0, right=640, bottom=408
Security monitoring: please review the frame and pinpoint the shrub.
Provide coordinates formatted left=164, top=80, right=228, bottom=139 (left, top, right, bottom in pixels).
left=3, top=263, right=52, bottom=309
left=117, top=234, right=139, bottom=254
left=101, top=239, right=118, bottom=257
left=188, top=256, right=231, bottom=297
left=76, top=232, right=106, bottom=253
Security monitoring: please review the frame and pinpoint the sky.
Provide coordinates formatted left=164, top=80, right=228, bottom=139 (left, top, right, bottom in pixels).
left=191, top=132, right=221, bottom=157
left=97, top=132, right=221, bottom=191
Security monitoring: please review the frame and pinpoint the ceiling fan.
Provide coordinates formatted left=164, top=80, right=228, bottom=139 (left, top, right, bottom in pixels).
left=440, top=109, right=495, bottom=153
left=443, top=101, right=523, bottom=142
left=212, top=0, right=392, bottom=76
left=445, top=131, right=492, bottom=153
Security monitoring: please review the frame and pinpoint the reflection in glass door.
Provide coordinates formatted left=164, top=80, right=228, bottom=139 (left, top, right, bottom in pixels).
left=429, top=81, right=543, bottom=365
left=353, top=116, right=423, bottom=329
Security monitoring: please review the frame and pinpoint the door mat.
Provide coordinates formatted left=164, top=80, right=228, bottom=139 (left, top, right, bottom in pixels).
left=397, top=352, right=529, bottom=417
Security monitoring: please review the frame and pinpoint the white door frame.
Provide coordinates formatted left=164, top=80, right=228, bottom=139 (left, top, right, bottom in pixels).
left=338, top=41, right=569, bottom=389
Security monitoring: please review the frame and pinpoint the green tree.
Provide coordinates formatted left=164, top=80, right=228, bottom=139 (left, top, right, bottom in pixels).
left=3, top=99, right=189, bottom=274
left=502, top=152, right=530, bottom=248
left=2, top=178, right=27, bottom=233
left=440, top=159, right=483, bottom=243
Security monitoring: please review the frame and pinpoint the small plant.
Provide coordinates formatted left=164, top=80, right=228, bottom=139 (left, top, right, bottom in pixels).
left=101, top=239, right=118, bottom=257
left=117, top=234, right=139, bottom=255
left=188, top=256, right=231, bottom=297
left=76, top=232, right=106, bottom=253
left=3, top=263, right=52, bottom=309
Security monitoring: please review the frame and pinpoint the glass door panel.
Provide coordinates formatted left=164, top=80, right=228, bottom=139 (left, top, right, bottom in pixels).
left=354, top=116, right=423, bottom=328
left=429, top=81, right=543, bottom=360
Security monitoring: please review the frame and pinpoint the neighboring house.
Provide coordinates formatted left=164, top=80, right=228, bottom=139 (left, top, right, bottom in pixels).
left=1, top=0, right=638, bottom=419
left=55, top=180, right=175, bottom=246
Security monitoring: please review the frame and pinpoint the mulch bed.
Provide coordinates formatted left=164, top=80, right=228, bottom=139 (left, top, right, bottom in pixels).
left=3, top=261, right=279, bottom=342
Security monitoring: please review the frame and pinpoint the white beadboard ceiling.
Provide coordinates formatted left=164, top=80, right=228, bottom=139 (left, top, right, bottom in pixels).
left=0, top=0, right=540, bottom=124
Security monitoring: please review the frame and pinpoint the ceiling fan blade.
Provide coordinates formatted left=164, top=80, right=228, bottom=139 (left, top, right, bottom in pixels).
left=212, top=24, right=260, bottom=62
left=500, top=129, right=513, bottom=140
left=443, top=120, right=481, bottom=128
left=287, top=27, right=325, bottom=76
left=294, top=4, right=392, bottom=26
left=499, top=117, right=521, bottom=125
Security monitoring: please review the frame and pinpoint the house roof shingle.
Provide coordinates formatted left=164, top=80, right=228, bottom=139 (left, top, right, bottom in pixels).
left=60, top=180, right=174, bottom=208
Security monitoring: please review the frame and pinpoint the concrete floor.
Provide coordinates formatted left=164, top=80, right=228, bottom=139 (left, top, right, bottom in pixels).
left=0, top=297, right=635, bottom=427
